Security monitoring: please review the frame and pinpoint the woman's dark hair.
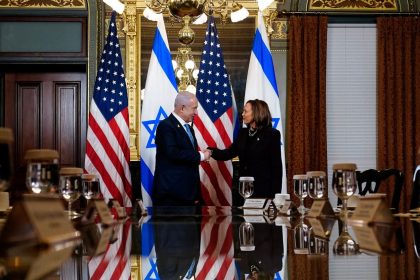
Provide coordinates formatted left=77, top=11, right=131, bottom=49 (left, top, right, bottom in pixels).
left=246, top=99, right=272, bottom=129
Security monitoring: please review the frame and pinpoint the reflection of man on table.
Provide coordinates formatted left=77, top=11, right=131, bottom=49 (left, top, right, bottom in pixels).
left=153, top=214, right=201, bottom=279
left=152, top=91, right=211, bottom=206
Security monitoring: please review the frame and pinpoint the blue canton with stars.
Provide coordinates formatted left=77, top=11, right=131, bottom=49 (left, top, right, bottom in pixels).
left=142, top=106, right=168, bottom=149
left=93, top=12, right=128, bottom=122
left=196, top=16, right=232, bottom=123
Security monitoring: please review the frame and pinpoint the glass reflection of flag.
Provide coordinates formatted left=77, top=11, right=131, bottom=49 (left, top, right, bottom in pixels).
left=196, top=207, right=237, bottom=279
left=141, top=216, right=160, bottom=279
left=88, top=219, right=132, bottom=280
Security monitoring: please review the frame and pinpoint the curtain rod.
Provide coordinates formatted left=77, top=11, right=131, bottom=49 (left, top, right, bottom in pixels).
left=277, top=10, right=420, bottom=16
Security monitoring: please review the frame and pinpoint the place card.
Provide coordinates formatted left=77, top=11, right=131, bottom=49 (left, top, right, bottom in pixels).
left=244, top=215, right=267, bottom=223
left=26, top=245, right=75, bottom=280
left=352, top=224, right=395, bottom=254
left=349, top=194, right=394, bottom=225
left=243, top=199, right=272, bottom=216
left=243, top=198, right=267, bottom=209
left=0, top=192, right=9, bottom=211
left=307, top=198, right=334, bottom=218
left=0, top=196, right=80, bottom=246
left=79, top=224, right=113, bottom=256
left=307, top=217, right=336, bottom=239
left=81, top=199, right=114, bottom=226
left=108, top=199, right=127, bottom=219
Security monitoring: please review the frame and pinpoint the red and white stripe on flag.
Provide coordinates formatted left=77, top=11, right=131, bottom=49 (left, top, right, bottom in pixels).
left=195, top=16, right=235, bottom=206
left=195, top=107, right=234, bottom=206
left=195, top=208, right=236, bottom=279
left=84, top=11, right=132, bottom=208
left=88, top=220, right=132, bottom=280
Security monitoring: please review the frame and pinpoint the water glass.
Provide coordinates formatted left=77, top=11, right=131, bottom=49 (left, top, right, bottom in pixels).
left=293, top=174, right=308, bottom=214
left=294, top=217, right=309, bottom=254
left=82, top=174, right=101, bottom=200
left=307, top=171, right=326, bottom=199
left=332, top=163, right=357, bottom=215
left=59, top=167, right=83, bottom=218
left=239, top=222, right=255, bottom=251
left=25, top=149, right=59, bottom=194
left=333, top=219, right=360, bottom=255
left=239, top=176, right=254, bottom=201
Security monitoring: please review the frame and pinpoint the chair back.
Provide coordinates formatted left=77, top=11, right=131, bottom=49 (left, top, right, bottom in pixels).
left=411, top=167, right=420, bottom=209
left=356, top=168, right=404, bottom=210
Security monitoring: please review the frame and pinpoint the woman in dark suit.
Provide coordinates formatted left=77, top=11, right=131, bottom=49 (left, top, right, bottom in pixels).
left=209, top=99, right=283, bottom=200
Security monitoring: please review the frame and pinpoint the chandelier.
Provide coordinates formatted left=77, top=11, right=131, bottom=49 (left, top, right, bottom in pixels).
left=143, top=0, right=256, bottom=45
left=143, top=0, right=275, bottom=91
left=172, top=47, right=199, bottom=93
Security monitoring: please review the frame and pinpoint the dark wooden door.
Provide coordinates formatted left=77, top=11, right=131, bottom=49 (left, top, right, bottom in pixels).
left=4, top=72, right=87, bottom=196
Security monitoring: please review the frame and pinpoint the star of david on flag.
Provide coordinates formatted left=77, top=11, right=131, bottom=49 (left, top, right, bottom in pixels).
left=142, top=107, right=169, bottom=148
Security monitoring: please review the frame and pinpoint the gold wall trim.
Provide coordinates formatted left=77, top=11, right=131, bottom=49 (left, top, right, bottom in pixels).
left=271, top=20, right=288, bottom=40
left=308, top=0, right=398, bottom=11
left=0, top=0, right=86, bottom=8
left=122, top=1, right=140, bottom=161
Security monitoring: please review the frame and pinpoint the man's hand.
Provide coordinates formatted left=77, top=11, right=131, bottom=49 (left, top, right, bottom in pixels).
left=203, top=149, right=212, bottom=161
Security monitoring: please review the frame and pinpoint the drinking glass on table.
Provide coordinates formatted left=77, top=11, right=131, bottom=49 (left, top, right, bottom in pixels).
left=307, top=171, right=326, bottom=199
left=293, top=174, right=308, bottom=214
left=239, top=176, right=254, bottom=206
left=332, top=163, right=357, bottom=217
left=25, top=149, right=59, bottom=194
left=59, top=167, right=83, bottom=218
left=82, top=174, right=100, bottom=201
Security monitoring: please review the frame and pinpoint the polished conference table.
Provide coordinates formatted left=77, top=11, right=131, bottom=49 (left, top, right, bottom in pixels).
left=1, top=206, right=419, bottom=280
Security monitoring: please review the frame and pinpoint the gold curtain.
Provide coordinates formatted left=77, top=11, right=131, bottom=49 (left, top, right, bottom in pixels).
left=377, top=16, right=420, bottom=280
left=286, top=15, right=328, bottom=201
left=377, top=17, right=420, bottom=213
left=286, top=15, right=328, bottom=280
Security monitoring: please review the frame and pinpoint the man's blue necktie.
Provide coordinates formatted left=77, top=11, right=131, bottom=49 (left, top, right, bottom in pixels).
left=184, top=124, right=194, bottom=146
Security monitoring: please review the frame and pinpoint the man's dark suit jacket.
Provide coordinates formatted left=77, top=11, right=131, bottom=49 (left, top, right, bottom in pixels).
left=152, top=113, right=201, bottom=206
left=211, top=127, right=283, bottom=199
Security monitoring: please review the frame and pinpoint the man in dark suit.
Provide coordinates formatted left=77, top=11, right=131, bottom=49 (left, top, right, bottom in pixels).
left=152, top=91, right=211, bottom=206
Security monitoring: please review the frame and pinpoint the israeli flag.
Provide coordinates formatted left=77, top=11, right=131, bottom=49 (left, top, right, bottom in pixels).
left=141, top=216, right=160, bottom=279
left=140, top=15, right=178, bottom=207
left=244, top=11, right=286, bottom=193
left=244, top=12, right=287, bottom=280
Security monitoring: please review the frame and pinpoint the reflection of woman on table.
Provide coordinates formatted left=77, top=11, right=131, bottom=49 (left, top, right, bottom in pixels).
left=234, top=217, right=284, bottom=279
left=209, top=99, right=283, bottom=200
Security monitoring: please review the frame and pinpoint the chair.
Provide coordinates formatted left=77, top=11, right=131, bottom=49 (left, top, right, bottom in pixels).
left=411, top=166, right=420, bottom=209
left=356, top=168, right=404, bottom=211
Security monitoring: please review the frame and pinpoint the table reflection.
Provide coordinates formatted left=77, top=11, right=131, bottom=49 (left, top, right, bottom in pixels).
left=0, top=205, right=419, bottom=279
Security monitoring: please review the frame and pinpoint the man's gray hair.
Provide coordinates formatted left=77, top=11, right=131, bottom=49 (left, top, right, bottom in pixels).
left=174, top=91, right=195, bottom=109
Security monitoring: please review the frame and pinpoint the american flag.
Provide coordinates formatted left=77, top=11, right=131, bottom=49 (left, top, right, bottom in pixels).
left=194, top=16, right=234, bottom=206
left=84, top=11, right=132, bottom=209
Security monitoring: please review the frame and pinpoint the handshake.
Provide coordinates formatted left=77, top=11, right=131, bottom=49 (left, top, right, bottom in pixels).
left=202, top=148, right=213, bottom=162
